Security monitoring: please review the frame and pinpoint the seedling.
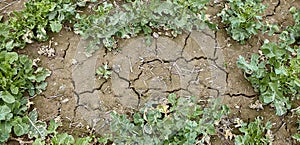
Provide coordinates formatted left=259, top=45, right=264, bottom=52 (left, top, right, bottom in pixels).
left=106, top=94, right=229, bottom=144
left=235, top=117, right=273, bottom=145
left=218, top=0, right=266, bottom=43
left=237, top=9, right=300, bottom=116
left=96, top=63, right=112, bottom=80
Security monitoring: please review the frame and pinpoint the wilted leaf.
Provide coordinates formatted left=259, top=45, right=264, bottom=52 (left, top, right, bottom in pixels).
left=27, top=109, right=48, bottom=139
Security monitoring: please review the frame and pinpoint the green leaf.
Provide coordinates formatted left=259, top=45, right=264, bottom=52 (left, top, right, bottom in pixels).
left=143, top=123, right=152, bottom=134
left=237, top=54, right=259, bottom=74
left=10, top=85, right=19, bottom=95
left=47, top=119, right=59, bottom=134
left=167, top=93, right=177, bottom=106
left=11, top=116, right=29, bottom=136
left=32, top=138, right=45, bottom=145
left=51, top=133, right=75, bottom=145
left=5, top=52, right=18, bottom=64
left=74, top=137, right=92, bottom=145
left=50, top=21, right=63, bottom=33
left=293, top=133, right=300, bottom=142
left=0, top=121, right=12, bottom=143
left=34, top=67, right=51, bottom=83
left=0, top=105, right=11, bottom=121
left=1, top=91, right=15, bottom=104
left=27, top=109, right=48, bottom=139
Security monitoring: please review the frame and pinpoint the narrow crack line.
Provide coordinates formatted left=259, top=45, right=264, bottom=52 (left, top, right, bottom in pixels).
left=71, top=78, right=81, bottom=118
left=180, top=32, right=191, bottom=56
left=129, top=86, right=143, bottom=108
left=164, top=88, right=192, bottom=95
left=140, top=58, right=174, bottom=67
left=155, top=38, right=158, bottom=56
left=274, top=0, right=280, bottom=13
left=112, top=70, right=131, bottom=85
left=224, top=93, right=256, bottom=98
left=186, top=56, right=208, bottom=62
left=212, top=57, right=229, bottom=84
left=213, top=31, right=218, bottom=57
left=207, top=86, right=220, bottom=97
left=112, top=69, right=142, bottom=107
left=73, top=91, right=80, bottom=118
left=74, top=91, right=80, bottom=105
left=201, top=31, right=215, bottom=40
left=57, top=102, right=62, bottom=116
left=131, top=70, right=143, bottom=83
left=186, top=72, right=202, bottom=89
left=211, top=59, right=228, bottom=73
left=142, top=88, right=163, bottom=94
left=74, top=104, right=90, bottom=118
left=210, top=59, right=229, bottom=84
left=62, top=38, right=71, bottom=59
left=78, top=80, right=108, bottom=95
left=265, top=0, right=280, bottom=17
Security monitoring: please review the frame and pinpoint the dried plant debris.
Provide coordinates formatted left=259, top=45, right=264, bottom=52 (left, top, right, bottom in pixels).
left=38, top=39, right=57, bottom=57
left=249, top=100, right=264, bottom=110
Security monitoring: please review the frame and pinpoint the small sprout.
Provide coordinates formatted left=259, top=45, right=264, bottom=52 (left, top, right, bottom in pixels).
left=96, top=63, right=112, bottom=80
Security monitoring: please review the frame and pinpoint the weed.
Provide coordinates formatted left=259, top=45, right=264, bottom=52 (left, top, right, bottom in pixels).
left=74, top=0, right=212, bottom=52
left=235, top=117, right=273, bottom=145
left=0, top=0, right=78, bottom=51
left=96, top=63, right=112, bottom=80
left=0, top=51, right=51, bottom=143
left=103, top=94, right=229, bottom=144
left=218, top=0, right=266, bottom=43
left=237, top=8, right=300, bottom=116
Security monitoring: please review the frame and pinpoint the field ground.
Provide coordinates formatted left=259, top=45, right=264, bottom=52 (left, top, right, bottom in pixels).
left=2, top=0, right=300, bottom=144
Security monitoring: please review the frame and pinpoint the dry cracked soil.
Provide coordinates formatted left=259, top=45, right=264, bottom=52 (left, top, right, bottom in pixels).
left=2, top=0, right=300, bottom=144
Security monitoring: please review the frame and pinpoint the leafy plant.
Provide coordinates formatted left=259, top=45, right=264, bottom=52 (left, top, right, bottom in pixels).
left=0, top=0, right=77, bottom=51
left=292, top=107, right=300, bottom=142
left=31, top=117, right=93, bottom=145
left=104, top=94, right=229, bottom=144
left=218, top=0, right=266, bottom=43
left=0, top=51, right=51, bottom=143
left=237, top=8, right=300, bottom=116
left=96, top=63, right=112, bottom=80
left=235, top=117, right=273, bottom=145
left=74, top=0, right=211, bottom=52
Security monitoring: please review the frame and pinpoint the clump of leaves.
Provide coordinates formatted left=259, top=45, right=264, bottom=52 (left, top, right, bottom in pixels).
left=235, top=117, right=273, bottom=145
left=292, top=107, right=300, bottom=142
left=104, top=94, right=229, bottom=144
left=237, top=8, right=300, bottom=116
left=0, top=51, right=51, bottom=143
left=218, top=0, right=266, bottom=43
left=96, top=63, right=111, bottom=80
left=32, top=119, right=93, bottom=145
left=0, top=0, right=77, bottom=51
left=74, top=0, right=211, bottom=52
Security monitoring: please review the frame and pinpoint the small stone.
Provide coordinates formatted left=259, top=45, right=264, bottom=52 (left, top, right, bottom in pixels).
left=249, top=100, right=264, bottom=110
left=153, top=32, right=159, bottom=39
left=32, top=58, right=41, bottom=67
left=61, top=98, right=69, bottom=104
left=71, top=59, right=78, bottom=65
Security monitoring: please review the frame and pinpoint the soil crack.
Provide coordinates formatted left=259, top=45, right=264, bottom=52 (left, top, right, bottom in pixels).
left=224, top=93, right=256, bottom=98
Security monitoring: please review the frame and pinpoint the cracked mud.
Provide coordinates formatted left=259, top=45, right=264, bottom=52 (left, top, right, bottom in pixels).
left=70, top=28, right=230, bottom=133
